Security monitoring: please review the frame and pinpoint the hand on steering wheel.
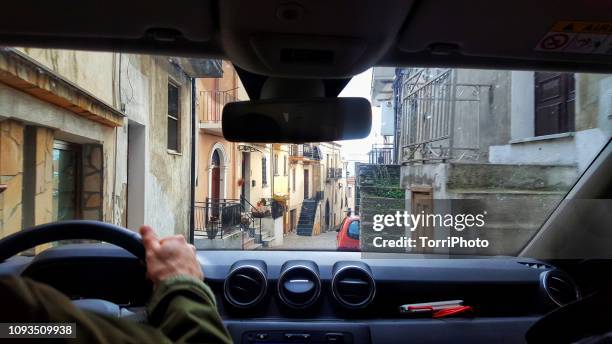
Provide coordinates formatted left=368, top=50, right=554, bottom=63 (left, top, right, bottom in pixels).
left=140, top=225, right=202, bottom=285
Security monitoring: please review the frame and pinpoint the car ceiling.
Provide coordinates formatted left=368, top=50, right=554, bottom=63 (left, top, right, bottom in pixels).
left=1, top=0, right=611, bottom=78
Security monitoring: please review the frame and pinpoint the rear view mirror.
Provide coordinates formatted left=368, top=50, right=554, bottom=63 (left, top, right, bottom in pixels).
left=222, top=97, right=371, bottom=143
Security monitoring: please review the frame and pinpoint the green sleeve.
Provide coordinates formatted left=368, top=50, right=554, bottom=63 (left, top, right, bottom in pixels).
left=146, top=275, right=233, bottom=344
left=0, top=275, right=232, bottom=344
left=0, top=276, right=171, bottom=343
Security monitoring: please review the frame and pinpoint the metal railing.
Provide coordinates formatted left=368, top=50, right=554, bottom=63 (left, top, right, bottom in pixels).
left=289, top=144, right=322, bottom=160
left=398, top=69, right=489, bottom=164
left=199, top=90, right=238, bottom=124
left=194, top=196, right=265, bottom=248
left=240, top=196, right=264, bottom=245
left=327, top=167, right=343, bottom=180
left=368, top=144, right=394, bottom=164
left=194, top=198, right=241, bottom=239
left=314, top=190, right=324, bottom=202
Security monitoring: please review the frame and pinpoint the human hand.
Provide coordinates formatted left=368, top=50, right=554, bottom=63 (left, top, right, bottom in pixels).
left=139, top=225, right=203, bottom=285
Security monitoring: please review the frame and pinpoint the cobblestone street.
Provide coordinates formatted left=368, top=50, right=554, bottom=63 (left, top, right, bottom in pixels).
left=274, top=230, right=338, bottom=250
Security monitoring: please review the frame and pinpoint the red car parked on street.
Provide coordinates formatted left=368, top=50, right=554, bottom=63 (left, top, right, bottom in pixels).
left=336, top=215, right=360, bottom=251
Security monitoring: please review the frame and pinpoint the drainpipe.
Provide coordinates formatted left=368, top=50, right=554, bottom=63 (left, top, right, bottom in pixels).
left=271, top=144, right=275, bottom=198
left=189, top=77, right=196, bottom=244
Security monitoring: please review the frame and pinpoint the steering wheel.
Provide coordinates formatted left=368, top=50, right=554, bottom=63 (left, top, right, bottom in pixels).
left=0, top=220, right=148, bottom=318
left=526, top=291, right=612, bottom=343
left=0, top=220, right=145, bottom=263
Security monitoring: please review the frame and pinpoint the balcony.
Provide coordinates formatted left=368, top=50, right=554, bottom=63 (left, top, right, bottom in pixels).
left=289, top=144, right=322, bottom=162
left=171, top=58, right=223, bottom=78
left=397, top=69, right=490, bottom=164
left=327, top=167, right=343, bottom=180
left=198, top=90, right=238, bottom=134
left=368, top=144, right=394, bottom=164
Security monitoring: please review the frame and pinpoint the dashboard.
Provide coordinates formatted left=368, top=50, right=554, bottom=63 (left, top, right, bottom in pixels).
left=0, top=244, right=581, bottom=343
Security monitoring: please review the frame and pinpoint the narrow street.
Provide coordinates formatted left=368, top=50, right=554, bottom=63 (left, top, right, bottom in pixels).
left=275, top=230, right=338, bottom=250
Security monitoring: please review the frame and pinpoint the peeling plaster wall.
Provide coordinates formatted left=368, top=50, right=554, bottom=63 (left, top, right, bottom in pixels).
left=1, top=50, right=193, bottom=238
left=17, top=48, right=116, bottom=106
left=119, top=55, right=193, bottom=236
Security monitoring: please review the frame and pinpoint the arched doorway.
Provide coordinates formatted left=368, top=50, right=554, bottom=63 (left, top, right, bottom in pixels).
left=208, top=144, right=226, bottom=219
left=208, top=143, right=227, bottom=202
left=325, top=200, right=330, bottom=232
left=211, top=149, right=221, bottom=200
left=210, top=149, right=221, bottom=218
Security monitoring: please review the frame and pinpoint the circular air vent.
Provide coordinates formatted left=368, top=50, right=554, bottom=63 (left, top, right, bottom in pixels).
left=332, top=266, right=376, bottom=309
left=542, top=270, right=580, bottom=306
left=224, top=265, right=267, bottom=308
left=278, top=265, right=321, bottom=309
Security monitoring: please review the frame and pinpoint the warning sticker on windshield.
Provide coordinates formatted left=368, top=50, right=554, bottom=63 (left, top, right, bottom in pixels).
left=536, top=21, right=612, bottom=55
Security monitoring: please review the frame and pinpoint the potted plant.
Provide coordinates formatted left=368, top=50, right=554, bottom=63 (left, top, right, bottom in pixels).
left=251, top=199, right=267, bottom=218
left=206, top=215, right=219, bottom=239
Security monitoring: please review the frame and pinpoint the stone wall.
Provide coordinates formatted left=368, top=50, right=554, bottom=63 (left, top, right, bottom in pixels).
left=81, top=145, right=103, bottom=220
left=357, top=164, right=405, bottom=253
left=33, top=127, right=54, bottom=226
left=0, top=119, right=24, bottom=237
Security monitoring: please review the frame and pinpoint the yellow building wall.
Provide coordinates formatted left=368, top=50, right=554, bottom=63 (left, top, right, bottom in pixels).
left=195, top=133, right=241, bottom=202
left=273, top=144, right=290, bottom=197
left=195, top=60, right=248, bottom=205
left=289, top=162, right=305, bottom=210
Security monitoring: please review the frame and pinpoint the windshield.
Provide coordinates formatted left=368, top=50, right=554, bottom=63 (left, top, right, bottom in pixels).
left=0, top=48, right=610, bottom=256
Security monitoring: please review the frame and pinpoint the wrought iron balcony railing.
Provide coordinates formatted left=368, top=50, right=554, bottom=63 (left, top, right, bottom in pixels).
left=368, top=144, right=394, bottom=164
left=327, top=167, right=343, bottom=180
left=199, top=90, right=238, bottom=125
left=397, top=68, right=490, bottom=164
left=289, top=144, right=322, bottom=161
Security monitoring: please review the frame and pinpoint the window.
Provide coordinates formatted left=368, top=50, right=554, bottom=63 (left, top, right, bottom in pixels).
left=52, top=140, right=80, bottom=221
left=348, top=220, right=360, bottom=240
left=167, top=82, right=180, bottom=151
left=284, top=156, right=287, bottom=175
left=262, top=156, right=268, bottom=186
left=292, top=168, right=296, bottom=191
left=534, top=72, right=575, bottom=136
left=274, top=153, right=279, bottom=175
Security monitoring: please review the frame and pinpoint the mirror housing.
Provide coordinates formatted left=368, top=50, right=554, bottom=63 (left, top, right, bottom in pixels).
left=222, top=97, right=371, bottom=143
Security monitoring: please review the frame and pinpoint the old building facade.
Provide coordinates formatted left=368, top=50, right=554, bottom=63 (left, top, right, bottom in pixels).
left=368, top=67, right=612, bottom=255
left=0, top=48, right=221, bottom=244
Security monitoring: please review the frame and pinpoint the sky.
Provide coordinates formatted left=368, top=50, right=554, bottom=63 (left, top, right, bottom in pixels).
left=338, top=68, right=383, bottom=174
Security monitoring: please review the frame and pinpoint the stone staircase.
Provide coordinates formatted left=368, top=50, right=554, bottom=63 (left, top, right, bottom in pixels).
left=242, top=234, right=261, bottom=250
left=255, top=230, right=275, bottom=247
left=297, top=199, right=318, bottom=236
left=195, top=227, right=243, bottom=250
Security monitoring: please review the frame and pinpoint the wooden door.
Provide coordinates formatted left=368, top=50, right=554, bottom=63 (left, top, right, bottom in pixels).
left=534, top=72, right=575, bottom=136
left=412, top=188, right=433, bottom=254
left=290, top=209, right=296, bottom=233
left=211, top=166, right=220, bottom=217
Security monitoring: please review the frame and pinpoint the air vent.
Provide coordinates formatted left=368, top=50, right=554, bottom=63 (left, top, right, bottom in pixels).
left=519, top=262, right=551, bottom=270
left=332, top=266, right=376, bottom=309
left=278, top=265, right=321, bottom=309
left=542, top=270, right=580, bottom=306
left=224, top=265, right=267, bottom=308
